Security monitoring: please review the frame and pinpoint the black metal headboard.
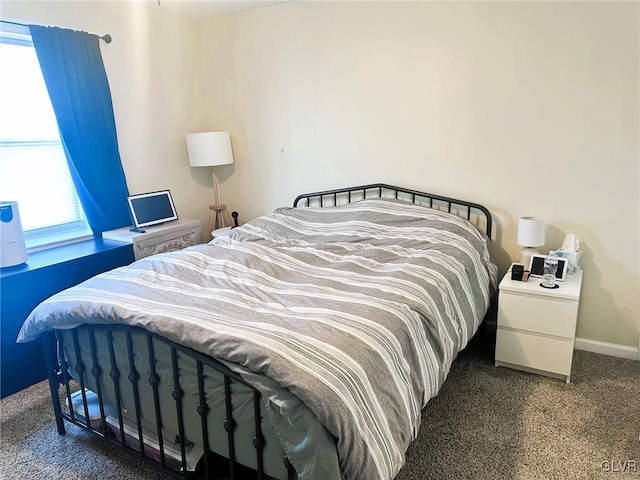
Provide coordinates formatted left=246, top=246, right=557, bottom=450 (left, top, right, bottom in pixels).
left=293, top=183, right=493, bottom=238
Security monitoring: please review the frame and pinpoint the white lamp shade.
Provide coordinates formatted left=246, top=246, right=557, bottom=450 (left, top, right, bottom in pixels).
left=185, top=131, right=234, bottom=167
left=516, top=216, right=545, bottom=247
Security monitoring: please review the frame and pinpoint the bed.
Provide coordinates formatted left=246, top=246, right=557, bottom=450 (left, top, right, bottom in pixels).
left=17, top=183, right=497, bottom=480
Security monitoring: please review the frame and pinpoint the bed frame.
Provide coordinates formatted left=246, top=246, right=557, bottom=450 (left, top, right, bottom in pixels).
left=40, top=183, right=493, bottom=480
left=293, top=183, right=492, bottom=238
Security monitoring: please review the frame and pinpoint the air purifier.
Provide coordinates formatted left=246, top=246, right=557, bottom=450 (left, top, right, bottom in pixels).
left=0, top=201, right=28, bottom=268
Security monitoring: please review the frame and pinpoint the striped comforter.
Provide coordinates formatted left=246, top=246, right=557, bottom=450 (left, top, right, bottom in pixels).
left=19, top=198, right=497, bottom=480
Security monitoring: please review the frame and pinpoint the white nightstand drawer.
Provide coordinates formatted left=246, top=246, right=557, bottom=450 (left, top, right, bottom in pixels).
left=496, top=329, right=574, bottom=377
left=498, top=292, right=578, bottom=338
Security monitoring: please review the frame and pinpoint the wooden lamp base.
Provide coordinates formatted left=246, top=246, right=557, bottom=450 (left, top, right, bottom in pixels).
left=209, top=203, right=233, bottom=233
left=208, top=204, right=233, bottom=239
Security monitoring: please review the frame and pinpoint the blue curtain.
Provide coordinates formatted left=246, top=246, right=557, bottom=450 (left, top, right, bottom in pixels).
left=29, top=25, right=130, bottom=234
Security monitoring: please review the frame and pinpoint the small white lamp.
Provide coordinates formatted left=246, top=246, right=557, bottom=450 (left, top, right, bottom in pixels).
left=185, top=131, right=234, bottom=235
left=516, top=216, right=545, bottom=268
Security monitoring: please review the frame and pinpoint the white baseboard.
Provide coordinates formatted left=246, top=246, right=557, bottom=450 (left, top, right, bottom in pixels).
left=574, top=337, right=639, bottom=361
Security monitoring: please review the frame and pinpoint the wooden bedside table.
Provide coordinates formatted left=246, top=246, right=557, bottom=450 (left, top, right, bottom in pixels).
left=102, top=219, right=202, bottom=260
left=495, top=267, right=583, bottom=383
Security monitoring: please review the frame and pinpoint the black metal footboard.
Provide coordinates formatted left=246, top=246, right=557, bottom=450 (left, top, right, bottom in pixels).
left=41, top=324, right=296, bottom=480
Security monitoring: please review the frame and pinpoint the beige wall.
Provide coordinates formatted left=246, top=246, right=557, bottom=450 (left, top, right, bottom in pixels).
left=1, top=0, right=213, bottom=232
left=2, top=1, right=638, bottom=351
left=199, top=2, right=639, bottom=349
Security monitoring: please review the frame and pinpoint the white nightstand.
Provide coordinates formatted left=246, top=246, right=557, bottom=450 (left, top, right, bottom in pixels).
left=211, top=227, right=232, bottom=240
left=102, top=219, right=202, bottom=260
left=495, top=267, right=583, bottom=383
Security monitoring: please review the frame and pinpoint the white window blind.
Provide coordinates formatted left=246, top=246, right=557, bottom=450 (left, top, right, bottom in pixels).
left=0, top=24, right=92, bottom=250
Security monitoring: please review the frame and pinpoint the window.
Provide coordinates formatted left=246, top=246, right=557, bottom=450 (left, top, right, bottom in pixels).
left=0, top=24, right=92, bottom=250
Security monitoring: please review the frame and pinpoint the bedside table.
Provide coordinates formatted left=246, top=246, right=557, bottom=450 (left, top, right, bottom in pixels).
left=495, top=267, right=583, bottom=383
left=211, top=227, right=232, bottom=240
left=102, top=219, right=202, bottom=260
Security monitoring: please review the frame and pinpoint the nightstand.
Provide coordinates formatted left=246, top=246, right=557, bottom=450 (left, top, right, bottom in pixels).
left=495, top=267, right=583, bottom=383
left=102, top=219, right=202, bottom=260
left=211, top=227, right=232, bottom=240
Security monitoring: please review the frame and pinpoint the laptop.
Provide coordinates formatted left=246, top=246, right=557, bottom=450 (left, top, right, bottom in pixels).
left=127, top=190, right=178, bottom=230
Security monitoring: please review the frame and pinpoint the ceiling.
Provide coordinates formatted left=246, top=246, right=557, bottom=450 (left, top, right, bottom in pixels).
left=148, top=0, right=292, bottom=18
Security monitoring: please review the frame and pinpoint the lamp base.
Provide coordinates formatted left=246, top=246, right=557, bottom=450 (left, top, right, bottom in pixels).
left=519, top=248, right=539, bottom=270
left=208, top=204, right=233, bottom=240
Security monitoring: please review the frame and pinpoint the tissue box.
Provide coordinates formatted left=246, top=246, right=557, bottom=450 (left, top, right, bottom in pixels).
left=558, top=250, right=582, bottom=274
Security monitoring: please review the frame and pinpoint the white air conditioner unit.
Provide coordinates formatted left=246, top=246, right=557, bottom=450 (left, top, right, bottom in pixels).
left=1, top=201, right=27, bottom=268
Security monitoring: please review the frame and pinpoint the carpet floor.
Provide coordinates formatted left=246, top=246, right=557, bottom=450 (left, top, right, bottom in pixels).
left=1, top=338, right=638, bottom=479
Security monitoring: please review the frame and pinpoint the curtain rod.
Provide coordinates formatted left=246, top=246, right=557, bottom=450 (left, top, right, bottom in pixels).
left=0, top=19, right=112, bottom=44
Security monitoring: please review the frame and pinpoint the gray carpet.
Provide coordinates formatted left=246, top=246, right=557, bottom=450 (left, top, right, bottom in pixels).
left=1, top=339, right=638, bottom=479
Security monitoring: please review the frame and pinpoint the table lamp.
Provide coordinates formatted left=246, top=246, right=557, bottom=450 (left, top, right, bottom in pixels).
left=185, top=131, right=234, bottom=236
left=516, top=216, right=545, bottom=268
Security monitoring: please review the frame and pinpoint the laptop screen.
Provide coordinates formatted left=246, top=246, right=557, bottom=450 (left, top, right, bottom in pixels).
left=127, top=190, right=178, bottom=228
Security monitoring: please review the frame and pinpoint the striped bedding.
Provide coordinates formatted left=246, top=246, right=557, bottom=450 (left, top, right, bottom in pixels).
left=19, top=198, right=497, bottom=480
